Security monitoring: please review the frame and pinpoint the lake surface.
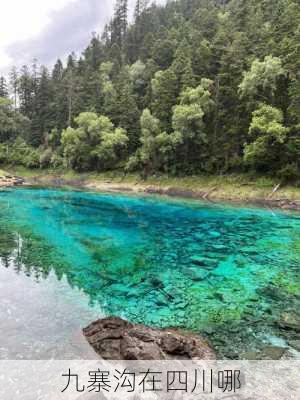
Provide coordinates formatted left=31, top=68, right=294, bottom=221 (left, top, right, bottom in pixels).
left=0, top=187, right=299, bottom=359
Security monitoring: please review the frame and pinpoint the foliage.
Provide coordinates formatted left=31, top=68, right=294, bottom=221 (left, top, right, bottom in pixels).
left=173, top=79, right=214, bottom=141
left=127, top=109, right=177, bottom=176
left=39, top=148, right=53, bottom=168
left=244, top=104, right=291, bottom=174
left=151, top=68, right=178, bottom=132
left=172, top=79, right=214, bottom=172
left=3, top=137, right=40, bottom=168
left=61, top=112, right=128, bottom=171
left=0, top=0, right=299, bottom=181
left=0, top=97, right=30, bottom=142
left=239, top=56, right=285, bottom=103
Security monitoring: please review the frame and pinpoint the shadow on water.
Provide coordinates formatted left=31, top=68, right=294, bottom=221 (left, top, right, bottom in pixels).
left=0, top=187, right=299, bottom=358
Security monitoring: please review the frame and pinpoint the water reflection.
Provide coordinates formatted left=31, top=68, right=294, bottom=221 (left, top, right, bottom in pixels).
left=0, top=188, right=299, bottom=359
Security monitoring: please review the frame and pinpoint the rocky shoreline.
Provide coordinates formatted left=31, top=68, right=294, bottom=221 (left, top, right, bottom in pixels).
left=0, top=175, right=25, bottom=187
left=1, top=169, right=298, bottom=211
left=142, top=185, right=300, bottom=211
left=83, top=315, right=300, bottom=360
left=23, top=175, right=300, bottom=212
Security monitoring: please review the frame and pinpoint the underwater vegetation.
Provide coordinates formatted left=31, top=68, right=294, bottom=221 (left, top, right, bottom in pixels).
left=0, top=187, right=299, bottom=358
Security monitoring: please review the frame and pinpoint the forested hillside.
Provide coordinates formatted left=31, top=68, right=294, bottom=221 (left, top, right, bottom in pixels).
left=0, top=0, right=299, bottom=180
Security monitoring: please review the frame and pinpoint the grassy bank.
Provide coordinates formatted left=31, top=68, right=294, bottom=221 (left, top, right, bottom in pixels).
left=2, top=164, right=299, bottom=203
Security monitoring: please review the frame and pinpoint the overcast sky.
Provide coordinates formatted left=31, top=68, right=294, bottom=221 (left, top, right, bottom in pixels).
left=0, top=0, right=163, bottom=76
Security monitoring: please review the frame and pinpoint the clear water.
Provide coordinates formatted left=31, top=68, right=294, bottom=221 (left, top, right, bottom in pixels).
left=0, top=187, right=299, bottom=359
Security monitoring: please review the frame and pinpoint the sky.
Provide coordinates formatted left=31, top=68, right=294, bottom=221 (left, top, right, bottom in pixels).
left=0, top=0, right=163, bottom=76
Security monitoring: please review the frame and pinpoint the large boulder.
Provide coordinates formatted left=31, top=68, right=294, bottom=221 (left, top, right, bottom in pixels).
left=83, top=317, right=215, bottom=360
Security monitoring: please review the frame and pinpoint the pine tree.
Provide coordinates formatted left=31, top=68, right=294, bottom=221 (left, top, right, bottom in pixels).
left=18, top=65, right=34, bottom=119
left=9, top=67, right=18, bottom=110
left=111, top=0, right=128, bottom=50
left=0, top=0, right=298, bottom=179
left=52, top=59, right=63, bottom=81
left=114, top=68, right=140, bottom=152
left=171, top=40, right=196, bottom=92
left=151, top=68, right=178, bottom=132
left=134, top=0, right=150, bottom=21
left=36, top=66, right=54, bottom=142
left=83, top=33, right=103, bottom=71
left=63, top=53, right=79, bottom=127
left=51, top=59, right=67, bottom=131
left=0, top=77, right=8, bottom=98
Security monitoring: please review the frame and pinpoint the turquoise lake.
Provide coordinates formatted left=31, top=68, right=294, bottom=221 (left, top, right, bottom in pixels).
left=0, top=187, right=299, bottom=359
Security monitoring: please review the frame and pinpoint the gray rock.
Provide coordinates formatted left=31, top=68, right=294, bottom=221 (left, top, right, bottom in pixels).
left=241, top=346, right=286, bottom=360
left=262, top=346, right=287, bottom=360
left=277, top=312, right=300, bottom=331
left=186, top=268, right=209, bottom=281
left=289, top=340, right=300, bottom=352
left=190, top=256, right=217, bottom=269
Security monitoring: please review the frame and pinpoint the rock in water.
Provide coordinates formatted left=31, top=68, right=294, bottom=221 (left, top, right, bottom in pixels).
left=190, top=256, right=217, bottom=269
left=149, top=277, right=164, bottom=289
left=277, top=312, right=300, bottom=332
left=241, top=346, right=287, bottom=360
left=289, top=340, right=300, bottom=352
left=262, top=346, right=287, bottom=360
left=83, top=317, right=215, bottom=360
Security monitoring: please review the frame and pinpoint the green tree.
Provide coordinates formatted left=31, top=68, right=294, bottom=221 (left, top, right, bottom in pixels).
left=31, top=66, right=54, bottom=146
left=127, top=108, right=178, bottom=177
left=114, top=67, right=140, bottom=152
left=244, top=104, right=289, bottom=172
left=83, top=34, right=103, bottom=71
left=0, top=0, right=298, bottom=178
left=9, top=67, right=18, bottom=110
left=6, top=136, right=40, bottom=168
left=151, top=68, right=178, bottom=132
left=51, top=59, right=67, bottom=131
left=171, top=40, right=196, bottom=91
left=18, top=65, right=34, bottom=120
left=239, top=55, right=285, bottom=104
left=288, top=79, right=300, bottom=127
left=172, top=79, right=215, bottom=172
left=152, top=38, right=175, bottom=69
left=0, top=77, right=8, bottom=98
left=129, top=60, right=147, bottom=100
left=61, top=53, right=82, bottom=127
left=134, top=0, right=150, bottom=21
left=61, top=112, right=128, bottom=171
left=110, top=0, right=128, bottom=52
left=99, top=61, right=118, bottom=119
left=0, top=98, right=30, bottom=142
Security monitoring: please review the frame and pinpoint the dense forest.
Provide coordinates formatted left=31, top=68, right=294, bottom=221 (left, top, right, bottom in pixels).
left=0, top=0, right=299, bottom=180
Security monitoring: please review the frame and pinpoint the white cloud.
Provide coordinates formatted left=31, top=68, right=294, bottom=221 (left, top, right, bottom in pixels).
left=0, top=0, right=78, bottom=71
left=0, top=0, right=114, bottom=74
left=0, top=0, right=165, bottom=75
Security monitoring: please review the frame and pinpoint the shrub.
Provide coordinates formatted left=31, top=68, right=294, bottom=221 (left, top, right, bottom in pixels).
left=39, top=148, right=53, bottom=168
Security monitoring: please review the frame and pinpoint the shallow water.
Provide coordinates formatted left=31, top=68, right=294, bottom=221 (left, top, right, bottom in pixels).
left=0, top=187, right=299, bottom=359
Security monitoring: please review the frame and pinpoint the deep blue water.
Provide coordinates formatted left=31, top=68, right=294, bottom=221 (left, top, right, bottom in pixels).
left=0, top=187, right=299, bottom=359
